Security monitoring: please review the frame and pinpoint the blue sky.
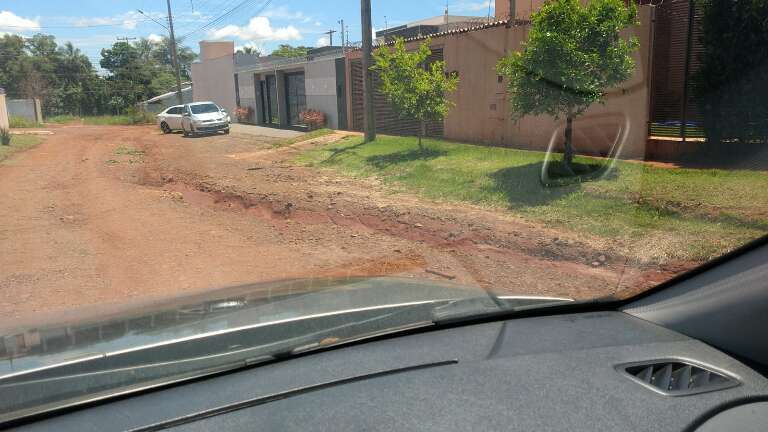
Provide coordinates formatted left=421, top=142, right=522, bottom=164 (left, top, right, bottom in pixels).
left=1, top=0, right=494, bottom=71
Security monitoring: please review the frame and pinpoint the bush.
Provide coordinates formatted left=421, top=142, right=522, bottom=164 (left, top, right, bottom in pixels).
left=234, top=107, right=253, bottom=122
left=125, top=107, right=155, bottom=125
left=0, top=128, right=11, bottom=146
left=46, top=115, right=80, bottom=124
left=9, top=116, right=42, bottom=128
left=299, top=109, right=326, bottom=130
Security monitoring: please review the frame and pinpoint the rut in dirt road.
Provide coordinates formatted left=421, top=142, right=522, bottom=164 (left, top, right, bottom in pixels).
left=0, top=124, right=658, bottom=325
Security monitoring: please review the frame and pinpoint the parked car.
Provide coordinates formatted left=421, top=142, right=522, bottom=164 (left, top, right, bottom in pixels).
left=156, top=105, right=185, bottom=134
left=180, top=102, right=230, bottom=137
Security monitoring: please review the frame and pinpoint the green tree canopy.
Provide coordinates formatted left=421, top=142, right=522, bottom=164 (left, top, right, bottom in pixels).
left=496, top=0, right=638, bottom=170
left=372, top=37, right=459, bottom=149
left=270, top=44, right=311, bottom=58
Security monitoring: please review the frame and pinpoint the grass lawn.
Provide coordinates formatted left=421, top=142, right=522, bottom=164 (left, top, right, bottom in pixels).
left=295, top=135, right=768, bottom=263
left=82, top=115, right=154, bottom=126
left=9, top=116, right=43, bottom=128
left=0, top=135, right=43, bottom=163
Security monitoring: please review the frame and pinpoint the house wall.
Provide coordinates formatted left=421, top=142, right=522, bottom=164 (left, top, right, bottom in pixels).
left=347, top=6, right=653, bottom=159
left=236, top=72, right=259, bottom=123
left=191, top=41, right=237, bottom=115
left=0, top=91, right=8, bottom=129
left=305, top=58, right=340, bottom=129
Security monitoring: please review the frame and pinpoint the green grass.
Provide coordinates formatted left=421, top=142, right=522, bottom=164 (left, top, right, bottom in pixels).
left=45, top=114, right=80, bottom=124
left=0, top=134, right=43, bottom=163
left=274, top=128, right=334, bottom=148
left=82, top=114, right=154, bottom=126
left=9, top=116, right=42, bottom=128
left=295, top=135, right=768, bottom=263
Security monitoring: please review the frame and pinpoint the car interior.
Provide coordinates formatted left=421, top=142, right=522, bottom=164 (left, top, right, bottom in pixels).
left=3, top=238, right=766, bottom=432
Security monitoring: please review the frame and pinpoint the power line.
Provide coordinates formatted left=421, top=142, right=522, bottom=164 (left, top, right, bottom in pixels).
left=179, top=0, right=272, bottom=40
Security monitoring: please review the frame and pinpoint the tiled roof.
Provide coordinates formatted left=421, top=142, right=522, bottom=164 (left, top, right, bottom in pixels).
left=364, top=18, right=531, bottom=50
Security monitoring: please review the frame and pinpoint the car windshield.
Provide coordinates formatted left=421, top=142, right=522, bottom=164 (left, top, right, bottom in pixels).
left=190, top=103, right=220, bottom=114
left=0, top=0, right=766, bottom=424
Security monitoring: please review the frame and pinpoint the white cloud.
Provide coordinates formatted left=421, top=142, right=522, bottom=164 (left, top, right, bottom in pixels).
left=0, top=10, right=40, bottom=32
left=262, top=6, right=312, bottom=23
left=235, top=41, right=265, bottom=54
left=147, top=33, right=164, bottom=43
left=208, top=17, right=301, bottom=42
left=315, top=36, right=329, bottom=47
left=71, top=10, right=151, bottom=30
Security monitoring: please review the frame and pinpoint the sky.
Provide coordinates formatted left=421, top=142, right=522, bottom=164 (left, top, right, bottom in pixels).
left=0, top=0, right=495, bottom=71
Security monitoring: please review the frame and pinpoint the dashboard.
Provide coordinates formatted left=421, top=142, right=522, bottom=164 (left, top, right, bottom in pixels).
left=8, top=311, right=768, bottom=431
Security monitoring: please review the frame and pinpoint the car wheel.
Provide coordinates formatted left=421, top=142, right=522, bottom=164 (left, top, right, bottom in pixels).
left=182, top=126, right=190, bottom=137
left=223, top=128, right=230, bottom=135
left=160, top=122, right=171, bottom=134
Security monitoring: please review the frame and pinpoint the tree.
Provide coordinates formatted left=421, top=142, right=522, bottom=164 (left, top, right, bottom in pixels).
left=236, top=45, right=261, bottom=56
left=694, top=0, right=768, bottom=152
left=270, top=44, right=311, bottom=58
left=496, top=0, right=638, bottom=172
left=372, top=37, right=459, bottom=150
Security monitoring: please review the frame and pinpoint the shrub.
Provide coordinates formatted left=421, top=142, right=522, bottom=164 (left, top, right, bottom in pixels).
left=125, top=107, right=155, bottom=125
left=299, top=109, right=326, bottom=130
left=0, top=128, right=11, bottom=146
left=234, top=106, right=254, bottom=122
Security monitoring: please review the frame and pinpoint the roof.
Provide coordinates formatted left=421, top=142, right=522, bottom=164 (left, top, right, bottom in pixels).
left=407, top=15, right=484, bottom=27
left=144, top=86, right=192, bottom=104
left=366, top=18, right=530, bottom=49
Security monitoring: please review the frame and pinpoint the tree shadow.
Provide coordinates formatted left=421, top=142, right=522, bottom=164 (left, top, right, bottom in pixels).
left=487, top=161, right=616, bottom=208
left=324, top=137, right=365, bottom=161
left=365, top=147, right=448, bottom=169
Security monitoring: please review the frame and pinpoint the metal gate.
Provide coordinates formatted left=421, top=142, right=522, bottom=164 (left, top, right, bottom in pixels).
left=648, top=0, right=705, bottom=141
left=349, top=48, right=445, bottom=137
left=285, top=72, right=307, bottom=126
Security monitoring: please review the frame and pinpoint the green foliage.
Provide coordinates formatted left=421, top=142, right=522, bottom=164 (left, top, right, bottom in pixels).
left=0, top=128, right=11, bottom=146
left=496, top=0, right=638, bottom=169
left=270, top=44, right=311, bottom=58
left=0, top=33, right=196, bottom=118
left=8, top=116, right=42, bottom=128
left=497, top=0, right=638, bottom=120
left=372, top=37, right=459, bottom=148
left=45, top=115, right=79, bottom=124
left=693, top=0, right=768, bottom=148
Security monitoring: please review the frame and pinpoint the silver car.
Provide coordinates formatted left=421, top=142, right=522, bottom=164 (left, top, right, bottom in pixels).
left=156, top=105, right=185, bottom=134
left=180, top=102, right=231, bottom=137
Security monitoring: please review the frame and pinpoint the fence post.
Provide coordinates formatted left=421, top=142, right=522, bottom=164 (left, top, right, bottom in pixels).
left=33, top=98, right=43, bottom=124
left=0, top=88, right=8, bottom=130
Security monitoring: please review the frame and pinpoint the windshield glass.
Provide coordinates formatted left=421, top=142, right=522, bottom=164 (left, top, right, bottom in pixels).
left=0, top=0, right=766, bottom=424
left=190, top=103, right=220, bottom=114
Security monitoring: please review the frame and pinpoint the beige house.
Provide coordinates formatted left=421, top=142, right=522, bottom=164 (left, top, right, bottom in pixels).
left=191, top=41, right=238, bottom=115
left=346, top=0, right=655, bottom=160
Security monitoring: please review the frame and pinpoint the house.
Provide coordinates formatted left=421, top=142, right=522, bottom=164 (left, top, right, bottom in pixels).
left=233, top=47, right=348, bottom=130
left=375, top=13, right=491, bottom=44
left=346, top=0, right=695, bottom=159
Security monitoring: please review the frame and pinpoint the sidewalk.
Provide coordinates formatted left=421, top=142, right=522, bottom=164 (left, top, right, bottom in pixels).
left=230, top=123, right=304, bottom=139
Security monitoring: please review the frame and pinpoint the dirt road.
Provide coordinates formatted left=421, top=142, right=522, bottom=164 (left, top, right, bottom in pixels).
left=0, top=125, right=666, bottom=326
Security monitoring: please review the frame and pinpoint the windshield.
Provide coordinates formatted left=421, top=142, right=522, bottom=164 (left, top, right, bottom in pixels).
left=0, top=0, right=766, bottom=424
left=190, top=103, right=220, bottom=114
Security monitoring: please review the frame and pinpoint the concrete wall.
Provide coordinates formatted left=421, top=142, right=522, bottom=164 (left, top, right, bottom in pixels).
left=305, top=58, right=340, bottom=129
left=0, top=91, right=8, bottom=129
left=7, top=99, right=42, bottom=123
left=191, top=41, right=237, bottom=115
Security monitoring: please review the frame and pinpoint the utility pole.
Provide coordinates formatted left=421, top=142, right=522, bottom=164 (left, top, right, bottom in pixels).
left=360, top=0, right=376, bottom=142
left=166, top=0, right=184, bottom=105
left=324, top=29, right=337, bottom=46
left=338, top=19, right=345, bottom=49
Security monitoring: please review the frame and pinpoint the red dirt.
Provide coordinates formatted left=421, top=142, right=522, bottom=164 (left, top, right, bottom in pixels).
left=0, top=125, right=684, bottom=327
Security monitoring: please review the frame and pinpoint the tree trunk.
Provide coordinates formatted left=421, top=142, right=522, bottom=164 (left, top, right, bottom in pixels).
left=563, top=113, right=575, bottom=174
left=418, top=120, right=426, bottom=152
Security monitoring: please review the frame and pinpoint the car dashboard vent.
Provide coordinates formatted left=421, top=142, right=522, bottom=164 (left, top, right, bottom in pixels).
left=618, top=360, right=739, bottom=396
